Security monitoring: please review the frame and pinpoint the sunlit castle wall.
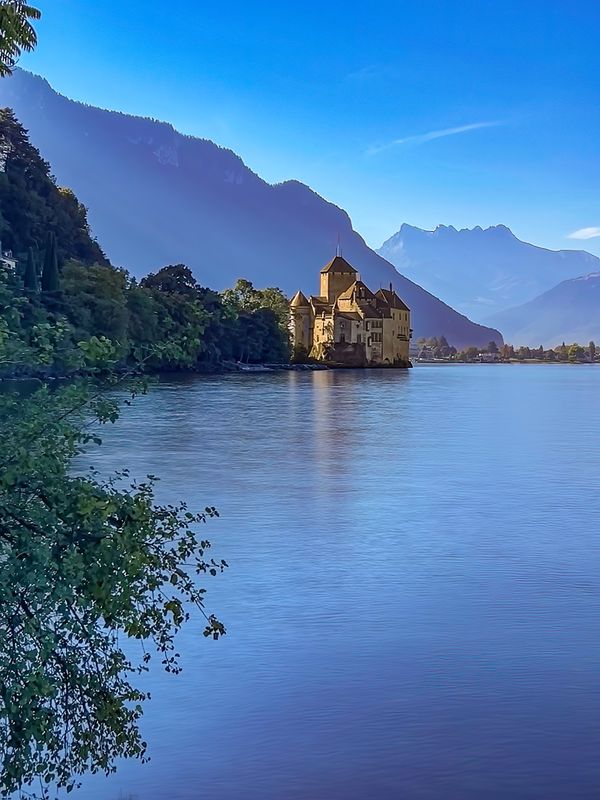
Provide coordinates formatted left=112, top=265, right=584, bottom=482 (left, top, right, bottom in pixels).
left=320, top=268, right=359, bottom=303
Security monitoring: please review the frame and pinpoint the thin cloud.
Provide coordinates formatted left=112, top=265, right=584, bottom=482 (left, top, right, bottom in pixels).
left=347, top=64, right=398, bottom=82
left=367, top=121, right=503, bottom=156
left=347, top=64, right=382, bottom=81
left=567, top=227, right=600, bottom=240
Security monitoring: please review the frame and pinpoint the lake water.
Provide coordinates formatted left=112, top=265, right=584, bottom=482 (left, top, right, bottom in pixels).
left=83, top=365, right=600, bottom=800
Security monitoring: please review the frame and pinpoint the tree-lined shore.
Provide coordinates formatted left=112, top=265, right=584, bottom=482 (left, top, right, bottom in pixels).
left=0, top=110, right=291, bottom=379
left=417, top=337, right=599, bottom=364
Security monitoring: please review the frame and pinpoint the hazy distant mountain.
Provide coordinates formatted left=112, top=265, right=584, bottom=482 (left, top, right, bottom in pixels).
left=378, top=223, right=599, bottom=320
left=0, top=69, right=502, bottom=348
left=483, top=273, right=600, bottom=347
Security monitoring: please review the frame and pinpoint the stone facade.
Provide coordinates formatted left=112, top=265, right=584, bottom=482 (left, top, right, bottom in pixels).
left=290, top=256, right=412, bottom=366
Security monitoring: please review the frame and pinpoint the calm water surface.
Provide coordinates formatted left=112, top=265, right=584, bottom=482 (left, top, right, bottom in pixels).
left=83, top=366, right=600, bottom=799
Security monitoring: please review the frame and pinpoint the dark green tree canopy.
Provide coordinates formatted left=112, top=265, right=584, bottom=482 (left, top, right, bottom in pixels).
left=40, top=230, right=60, bottom=293
left=22, top=245, right=37, bottom=292
left=140, top=264, right=199, bottom=296
left=0, top=108, right=108, bottom=265
left=0, top=377, right=226, bottom=796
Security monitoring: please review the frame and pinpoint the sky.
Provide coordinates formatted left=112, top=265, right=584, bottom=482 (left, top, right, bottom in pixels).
left=19, top=0, right=600, bottom=256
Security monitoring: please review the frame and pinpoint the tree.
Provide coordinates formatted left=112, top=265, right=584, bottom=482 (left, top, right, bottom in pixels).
left=487, top=340, right=499, bottom=354
left=0, top=110, right=108, bottom=266
left=568, top=343, right=584, bottom=363
left=140, top=264, right=198, bottom=296
left=589, top=341, right=596, bottom=361
left=0, top=1, right=40, bottom=77
left=0, top=12, right=226, bottom=794
left=22, top=245, right=38, bottom=292
left=222, top=280, right=291, bottom=363
left=61, top=261, right=128, bottom=348
left=222, top=278, right=260, bottom=312
left=41, top=231, right=60, bottom=293
left=0, top=375, right=226, bottom=796
left=501, top=344, right=514, bottom=360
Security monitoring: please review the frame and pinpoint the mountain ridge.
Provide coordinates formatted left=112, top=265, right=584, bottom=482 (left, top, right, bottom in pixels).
left=483, top=271, right=600, bottom=347
left=0, top=68, right=502, bottom=348
left=378, top=223, right=599, bottom=321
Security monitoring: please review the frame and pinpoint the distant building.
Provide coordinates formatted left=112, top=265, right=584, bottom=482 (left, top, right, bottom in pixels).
left=478, top=352, right=500, bottom=363
left=0, top=242, right=18, bottom=271
left=290, top=255, right=412, bottom=366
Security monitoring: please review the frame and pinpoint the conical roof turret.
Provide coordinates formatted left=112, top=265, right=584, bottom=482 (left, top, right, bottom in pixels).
left=290, top=289, right=310, bottom=307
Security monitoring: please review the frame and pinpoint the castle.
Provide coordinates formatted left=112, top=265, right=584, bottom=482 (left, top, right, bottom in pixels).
left=290, top=255, right=412, bottom=366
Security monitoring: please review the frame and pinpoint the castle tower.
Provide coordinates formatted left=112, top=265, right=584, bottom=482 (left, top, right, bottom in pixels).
left=319, top=255, right=359, bottom=303
left=289, top=290, right=312, bottom=351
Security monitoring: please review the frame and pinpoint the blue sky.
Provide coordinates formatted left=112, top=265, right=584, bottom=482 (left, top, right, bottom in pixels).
left=20, top=0, right=600, bottom=255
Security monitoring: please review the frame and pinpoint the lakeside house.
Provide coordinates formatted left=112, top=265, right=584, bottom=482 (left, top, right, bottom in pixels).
left=290, top=255, right=412, bottom=366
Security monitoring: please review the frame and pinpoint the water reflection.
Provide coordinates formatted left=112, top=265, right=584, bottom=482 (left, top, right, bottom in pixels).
left=81, top=366, right=600, bottom=800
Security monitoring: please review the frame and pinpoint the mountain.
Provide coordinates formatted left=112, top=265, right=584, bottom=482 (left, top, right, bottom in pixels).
left=483, top=273, right=600, bottom=347
left=378, top=223, right=599, bottom=321
left=0, top=69, right=502, bottom=349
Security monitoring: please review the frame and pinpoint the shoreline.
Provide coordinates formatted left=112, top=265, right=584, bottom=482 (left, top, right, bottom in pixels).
left=415, top=359, right=599, bottom=366
left=0, top=359, right=413, bottom=385
left=4, top=358, right=599, bottom=385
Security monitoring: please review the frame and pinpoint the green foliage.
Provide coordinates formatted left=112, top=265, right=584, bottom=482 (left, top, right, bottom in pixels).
left=0, top=118, right=291, bottom=377
left=130, top=270, right=291, bottom=369
left=568, top=343, right=585, bottom=363
left=40, top=231, right=60, bottom=293
left=61, top=261, right=128, bottom=351
left=1, top=256, right=293, bottom=377
left=452, top=340, right=599, bottom=363
left=0, top=1, right=40, bottom=77
left=0, top=376, right=226, bottom=796
left=23, top=246, right=38, bottom=292
left=140, top=263, right=198, bottom=296
left=138, top=265, right=211, bottom=367
left=0, top=109, right=108, bottom=265
left=222, top=278, right=291, bottom=363
left=0, top=14, right=230, bottom=797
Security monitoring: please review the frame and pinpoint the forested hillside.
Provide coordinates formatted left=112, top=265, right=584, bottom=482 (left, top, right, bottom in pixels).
left=0, top=108, right=107, bottom=265
left=0, top=111, right=290, bottom=376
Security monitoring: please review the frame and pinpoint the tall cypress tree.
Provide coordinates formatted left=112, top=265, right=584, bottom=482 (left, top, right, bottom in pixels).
left=23, top=246, right=39, bottom=292
left=41, top=231, right=60, bottom=293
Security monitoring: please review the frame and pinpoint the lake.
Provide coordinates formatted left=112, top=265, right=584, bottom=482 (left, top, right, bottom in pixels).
left=83, top=365, right=600, bottom=800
